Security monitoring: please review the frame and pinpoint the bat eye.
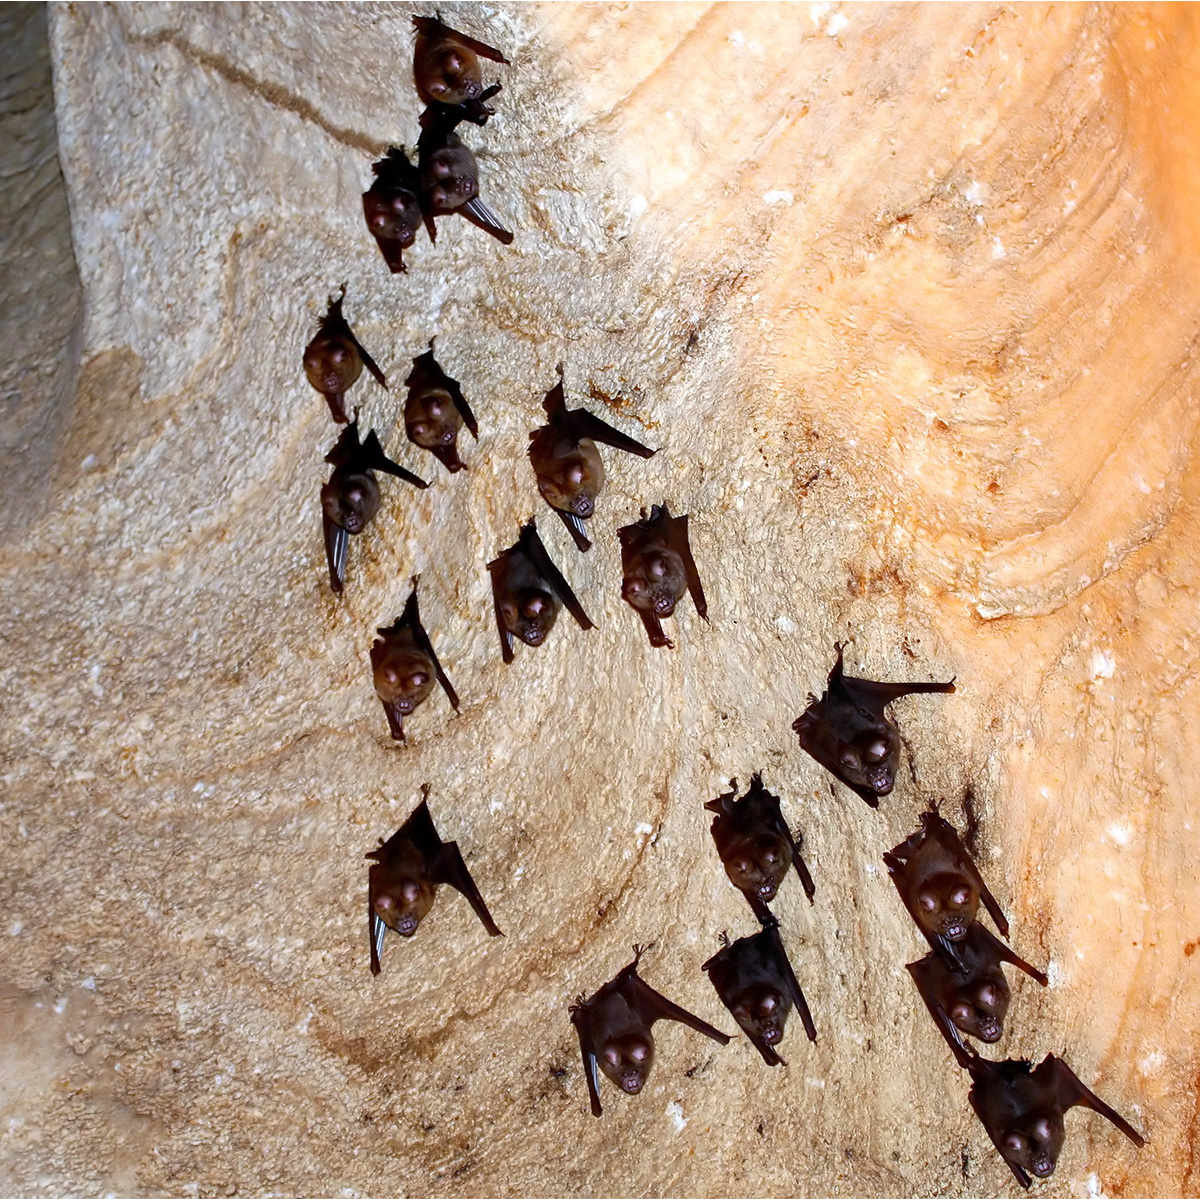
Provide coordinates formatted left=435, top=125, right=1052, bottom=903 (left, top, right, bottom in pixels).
left=370, top=212, right=388, bottom=229
left=427, top=400, right=443, bottom=416
left=950, top=885, right=971, bottom=906
left=624, top=580, right=644, bottom=597
left=567, top=464, right=584, bottom=485
left=330, top=346, right=347, bottom=363
left=1033, top=1118, right=1052, bottom=1143
left=949, top=1003, right=973, bottom=1022
left=408, top=672, right=429, bottom=689
left=864, top=739, right=888, bottom=762
left=1004, top=1133, right=1027, bottom=1154
left=428, top=79, right=447, bottom=95
left=838, top=748, right=861, bottom=769
left=443, top=51, right=463, bottom=74
left=375, top=894, right=394, bottom=911
left=603, top=1047, right=621, bottom=1067
left=522, top=596, right=547, bottom=617
left=758, top=993, right=779, bottom=1014
left=647, top=555, right=668, bottom=580
left=401, top=881, right=421, bottom=903
left=918, top=890, right=939, bottom=911
left=628, top=1042, right=649, bottom=1063
left=731, top=857, right=753, bottom=875
left=384, top=667, right=402, bottom=685
left=390, top=195, right=409, bottom=213
left=976, top=984, right=997, bottom=1008
left=410, top=422, right=428, bottom=437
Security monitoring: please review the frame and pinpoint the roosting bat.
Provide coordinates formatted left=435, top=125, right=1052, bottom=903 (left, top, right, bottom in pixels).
left=321, top=420, right=428, bottom=594
left=569, top=945, right=730, bottom=1117
left=529, top=364, right=657, bottom=551
left=907, top=922, right=1047, bottom=1067
left=404, top=341, right=478, bottom=472
left=618, top=503, right=707, bottom=648
left=367, top=788, right=502, bottom=975
left=487, top=519, right=594, bottom=662
left=363, top=146, right=424, bottom=273
left=302, top=287, right=388, bottom=423
left=370, top=578, right=459, bottom=741
left=417, top=104, right=513, bottom=246
left=792, top=642, right=955, bottom=807
left=705, top=774, right=814, bottom=923
left=412, top=14, right=508, bottom=110
left=966, top=1054, right=1144, bottom=1188
left=885, top=810, right=1009, bottom=971
left=702, top=918, right=816, bottom=1066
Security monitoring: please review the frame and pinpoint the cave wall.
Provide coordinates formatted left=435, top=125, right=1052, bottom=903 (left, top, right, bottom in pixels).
left=0, top=2, right=1194, bottom=1195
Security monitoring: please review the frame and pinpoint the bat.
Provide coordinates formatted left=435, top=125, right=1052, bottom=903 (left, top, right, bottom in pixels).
left=906, top=922, right=1048, bottom=1068
left=412, top=14, right=508, bottom=110
left=302, top=286, right=388, bottom=423
left=366, top=786, right=502, bottom=975
left=370, top=577, right=459, bottom=741
left=705, top=773, right=815, bottom=923
left=885, top=811, right=1010, bottom=972
left=966, top=1053, right=1144, bottom=1188
left=321, top=420, right=428, bottom=594
left=792, top=642, right=955, bottom=807
left=417, top=104, right=513, bottom=246
left=487, top=519, right=595, bottom=662
left=568, top=944, right=731, bottom=1117
left=702, top=918, right=816, bottom=1066
left=363, top=146, right=424, bottom=273
left=528, top=363, right=657, bottom=551
left=618, top=503, right=707, bottom=648
left=403, top=340, right=478, bottom=473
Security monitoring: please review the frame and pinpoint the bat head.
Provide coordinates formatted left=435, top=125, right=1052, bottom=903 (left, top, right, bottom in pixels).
left=501, top=588, right=560, bottom=647
left=833, top=731, right=897, bottom=797
left=999, top=1111, right=1065, bottom=1180
left=371, top=869, right=437, bottom=937
left=730, top=985, right=791, bottom=1047
left=363, top=185, right=422, bottom=249
left=599, top=1032, right=655, bottom=1095
left=535, top=440, right=605, bottom=518
left=304, top=333, right=363, bottom=398
left=622, top=548, right=688, bottom=618
left=721, top=831, right=791, bottom=903
left=420, top=139, right=479, bottom=212
left=406, top=386, right=463, bottom=449
left=321, top=472, right=381, bottom=535
left=948, top=975, right=1010, bottom=1043
left=370, top=641, right=437, bottom=716
left=914, top=871, right=977, bottom=942
left=416, top=42, right=484, bottom=106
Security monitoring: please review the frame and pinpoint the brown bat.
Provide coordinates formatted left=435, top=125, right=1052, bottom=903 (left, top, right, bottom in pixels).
left=487, top=520, right=594, bottom=662
left=618, top=503, right=707, bottom=648
left=363, top=146, right=424, bottom=273
left=417, top=104, right=513, bottom=246
left=569, top=945, right=731, bottom=1117
left=370, top=578, right=459, bottom=741
left=529, top=364, right=657, bottom=551
left=367, top=787, right=502, bottom=975
left=321, top=420, right=428, bottom=594
left=885, top=811, right=1010, bottom=972
left=412, top=14, right=508, bottom=109
left=907, top=922, right=1048, bottom=1067
left=792, top=642, right=955, bottom=807
left=966, top=1054, right=1144, bottom=1188
left=702, top=918, right=816, bottom=1067
left=302, top=287, right=387, bottom=423
left=705, top=774, right=814, bottom=924
left=404, top=341, right=478, bottom=472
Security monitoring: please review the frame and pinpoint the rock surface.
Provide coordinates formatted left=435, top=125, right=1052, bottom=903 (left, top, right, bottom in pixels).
left=0, top=2, right=1192, bottom=1194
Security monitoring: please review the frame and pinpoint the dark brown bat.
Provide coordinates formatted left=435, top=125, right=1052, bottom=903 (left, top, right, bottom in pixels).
left=569, top=945, right=731, bottom=1117
left=885, top=810, right=1010, bottom=973
left=702, top=918, right=816, bottom=1067
left=370, top=577, right=459, bottom=741
left=321, top=421, right=428, bottom=594
left=705, top=774, right=814, bottom=924
left=367, top=787, right=502, bottom=975
left=907, top=922, right=1048, bottom=1067
left=363, top=146, right=424, bottom=273
left=618, top=503, right=706, bottom=648
left=529, top=364, right=657, bottom=551
left=792, top=642, right=955, bottom=807
left=966, top=1054, right=1144, bottom=1188
left=412, top=14, right=508, bottom=109
left=302, top=287, right=388, bottom=423
left=487, top=520, right=594, bottom=662
left=417, top=104, right=513, bottom=246
left=403, top=341, right=478, bottom=472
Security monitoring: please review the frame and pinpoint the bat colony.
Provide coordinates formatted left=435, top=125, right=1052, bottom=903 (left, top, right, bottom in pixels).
left=297, top=14, right=1146, bottom=1188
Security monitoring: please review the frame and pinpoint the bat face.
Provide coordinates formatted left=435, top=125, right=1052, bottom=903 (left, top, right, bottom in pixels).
left=999, top=1112, right=1065, bottom=1179
left=417, top=40, right=484, bottom=105
left=370, top=636, right=437, bottom=717
left=912, top=870, right=977, bottom=941
left=363, top=186, right=421, bottom=248
left=621, top=544, right=688, bottom=618
left=531, top=436, right=606, bottom=517
left=730, top=985, right=790, bottom=1047
left=600, top=1032, right=655, bottom=1094
left=304, top=334, right=363, bottom=402
left=835, top=728, right=896, bottom=797
left=420, top=137, right=479, bottom=212
left=370, top=861, right=437, bottom=937
left=948, top=976, right=1009, bottom=1043
left=719, top=831, right=791, bottom=903
left=500, top=588, right=559, bottom=647
left=321, top=471, right=381, bottom=535
left=405, top=386, right=463, bottom=450
left=795, top=701, right=898, bottom=797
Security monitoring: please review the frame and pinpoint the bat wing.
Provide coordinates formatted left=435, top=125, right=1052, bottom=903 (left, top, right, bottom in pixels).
left=519, top=522, right=594, bottom=630
left=372, top=233, right=409, bottom=274
left=486, top=556, right=516, bottom=664
left=636, top=608, right=672, bottom=650
left=1039, top=1056, right=1145, bottom=1147
left=906, top=956, right=973, bottom=1068
left=923, top=814, right=1010, bottom=940
left=565, top=407, right=657, bottom=459
left=568, top=1005, right=604, bottom=1117
left=968, top=1078, right=1034, bottom=1191
left=669, top=512, right=708, bottom=621
left=445, top=374, right=478, bottom=438
left=381, top=701, right=406, bottom=741
left=368, top=868, right=387, bottom=976
left=794, top=706, right=881, bottom=808
left=554, top=507, right=592, bottom=552
left=461, top=197, right=514, bottom=245
left=402, top=586, right=461, bottom=712
left=323, top=511, right=349, bottom=594
left=411, top=16, right=510, bottom=65
left=835, top=654, right=956, bottom=718
left=360, top=429, right=428, bottom=489
left=324, top=421, right=361, bottom=468
left=973, top=923, right=1048, bottom=986
left=763, top=922, right=817, bottom=1044
left=622, top=970, right=731, bottom=1046
left=431, top=840, right=503, bottom=937
left=341, top=323, right=387, bottom=390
